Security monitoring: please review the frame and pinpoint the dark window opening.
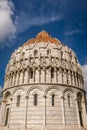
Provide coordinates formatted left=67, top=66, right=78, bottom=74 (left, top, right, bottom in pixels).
left=68, top=95, right=70, bottom=107
left=34, top=50, right=38, bottom=56
left=30, top=69, right=33, bottom=79
left=52, top=94, right=55, bottom=106
left=51, top=68, right=54, bottom=78
left=47, top=49, right=51, bottom=55
left=34, top=94, right=38, bottom=106
left=77, top=92, right=83, bottom=127
left=5, top=108, right=9, bottom=126
left=16, top=95, right=20, bottom=107
left=79, top=111, right=83, bottom=127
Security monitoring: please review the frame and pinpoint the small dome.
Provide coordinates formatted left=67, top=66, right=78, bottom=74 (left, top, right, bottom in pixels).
left=36, top=30, right=50, bottom=39
left=23, top=30, right=61, bottom=46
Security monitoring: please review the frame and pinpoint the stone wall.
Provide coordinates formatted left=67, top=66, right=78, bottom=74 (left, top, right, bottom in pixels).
left=1, top=85, right=87, bottom=129
left=4, top=43, right=84, bottom=90
left=1, top=32, right=87, bottom=130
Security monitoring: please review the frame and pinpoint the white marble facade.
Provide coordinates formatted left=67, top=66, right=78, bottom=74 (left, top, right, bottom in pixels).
left=0, top=31, right=87, bottom=130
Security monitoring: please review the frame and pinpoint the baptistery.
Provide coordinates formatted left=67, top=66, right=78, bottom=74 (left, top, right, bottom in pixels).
left=1, top=31, right=87, bottom=130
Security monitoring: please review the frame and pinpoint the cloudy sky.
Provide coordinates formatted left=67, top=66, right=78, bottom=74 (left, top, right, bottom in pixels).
left=0, top=0, right=87, bottom=93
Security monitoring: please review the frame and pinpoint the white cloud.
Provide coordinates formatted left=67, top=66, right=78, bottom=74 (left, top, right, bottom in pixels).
left=15, top=12, right=63, bottom=33
left=65, top=29, right=82, bottom=36
left=82, top=64, right=87, bottom=94
left=0, top=0, right=63, bottom=47
left=0, top=0, right=16, bottom=47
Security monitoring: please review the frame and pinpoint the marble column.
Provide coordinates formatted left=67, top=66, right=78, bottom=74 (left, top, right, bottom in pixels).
left=75, top=73, right=78, bottom=87
left=25, top=96, right=28, bottom=129
left=40, top=69, right=45, bottom=83
left=61, top=96, right=66, bottom=125
left=14, top=73, right=16, bottom=86
left=82, top=98, right=87, bottom=126
left=68, top=70, right=71, bottom=85
left=8, top=98, right=13, bottom=128
left=43, top=95, right=47, bottom=126
left=39, top=68, right=41, bottom=83
left=28, top=69, right=30, bottom=83
left=75, top=98, right=81, bottom=128
left=59, top=67, right=62, bottom=84
left=54, top=68, right=57, bottom=83
left=33, top=69, right=35, bottom=83
left=0, top=101, right=6, bottom=126
left=71, top=71, right=75, bottom=86
left=19, top=71, right=24, bottom=84
left=24, top=70, right=28, bottom=84
left=8, top=76, right=10, bottom=87
left=35, top=68, right=39, bottom=83
left=46, top=68, right=51, bottom=83
left=12, top=74, right=15, bottom=86
left=15, top=72, right=19, bottom=85
left=56, top=69, right=58, bottom=83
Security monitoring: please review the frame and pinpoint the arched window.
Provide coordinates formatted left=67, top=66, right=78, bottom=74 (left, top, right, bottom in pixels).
left=34, top=50, right=38, bottom=56
left=77, top=92, right=83, bottom=126
left=34, top=94, right=38, bottom=106
left=5, top=108, right=9, bottom=126
left=16, top=95, right=20, bottom=107
left=52, top=94, right=55, bottom=106
left=68, top=95, right=70, bottom=107
left=77, top=93, right=82, bottom=109
left=47, top=49, right=51, bottom=55
left=30, top=68, right=33, bottom=79
left=51, top=67, right=54, bottom=78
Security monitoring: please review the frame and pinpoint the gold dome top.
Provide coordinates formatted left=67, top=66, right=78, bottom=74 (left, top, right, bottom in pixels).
left=23, top=31, right=61, bottom=46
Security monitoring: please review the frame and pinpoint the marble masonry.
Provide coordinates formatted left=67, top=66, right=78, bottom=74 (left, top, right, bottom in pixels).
left=0, top=31, right=87, bottom=130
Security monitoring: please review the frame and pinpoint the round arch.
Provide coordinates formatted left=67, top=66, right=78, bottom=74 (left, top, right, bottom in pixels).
left=4, top=91, right=11, bottom=100
left=26, top=86, right=44, bottom=97
left=45, top=86, right=62, bottom=96
left=12, top=87, right=25, bottom=96
left=63, top=88, right=74, bottom=96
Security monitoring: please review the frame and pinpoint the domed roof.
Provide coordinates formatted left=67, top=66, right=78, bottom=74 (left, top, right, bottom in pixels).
left=36, top=30, right=50, bottom=38
left=23, top=30, right=62, bottom=46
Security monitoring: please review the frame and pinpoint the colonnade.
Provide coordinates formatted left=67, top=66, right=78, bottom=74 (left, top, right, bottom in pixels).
left=4, top=67, right=84, bottom=89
